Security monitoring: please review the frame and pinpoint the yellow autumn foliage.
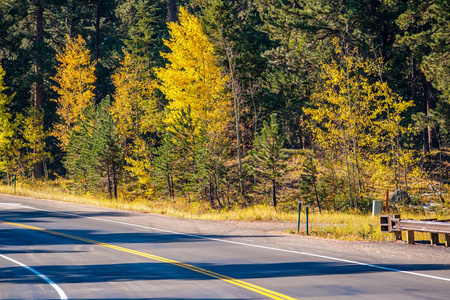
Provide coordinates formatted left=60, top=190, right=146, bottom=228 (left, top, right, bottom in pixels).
left=304, top=41, right=415, bottom=201
left=51, top=35, right=96, bottom=150
left=111, top=50, right=158, bottom=142
left=154, top=6, right=231, bottom=136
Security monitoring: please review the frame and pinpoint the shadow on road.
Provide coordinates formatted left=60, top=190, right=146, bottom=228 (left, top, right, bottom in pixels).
left=1, top=206, right=449, bottom=298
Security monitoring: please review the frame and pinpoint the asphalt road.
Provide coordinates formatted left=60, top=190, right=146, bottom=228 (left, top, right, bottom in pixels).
left=0, top=194, right=449, bottom=299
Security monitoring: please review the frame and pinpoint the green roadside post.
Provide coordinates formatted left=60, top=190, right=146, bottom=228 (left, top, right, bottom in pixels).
left=297, top=201, right=302, bottom=233
left=14, top=173, right=16, bottom=194
left=306, top=204, right=309, bottom=235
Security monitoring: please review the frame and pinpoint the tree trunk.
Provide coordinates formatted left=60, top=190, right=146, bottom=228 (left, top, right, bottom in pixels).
left=167, top=174, right=172, bottom=198
left=34, top=0, right=44, bottom=179
left=312, top=180, right=322, bottom=213
left=167, top=0, right=178, bottom=22
left=226, top=46, right=244, bottom=196
left=93, top=0, right=102, bottom=104
left=272, top=178, right=277, bottom=207
left=426, top=81, right=440, bottom=150
left=107, top=163, right=112, bottom=198
left=422, top=80, right=430, bottom=154
left=113, top=160, right=118, bottom=199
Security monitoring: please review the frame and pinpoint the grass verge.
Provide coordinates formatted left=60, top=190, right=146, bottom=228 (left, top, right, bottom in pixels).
left=0, top=182, right=447, bottom=243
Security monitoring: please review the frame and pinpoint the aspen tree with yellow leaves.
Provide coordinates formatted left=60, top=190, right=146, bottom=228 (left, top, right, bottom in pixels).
left=155, top=6, right=231, bottom=136
left=111, top=51, right=159, bottom=195
left=111, top=51, right=157, bottom=143
left=154, top=7, right=231, bottom=205
left=0, top=65, right=15, bottom=179
left=304, top=41, right=414, bottom=209
left=51, top=35, right=96, bottom=150
left=21, top=107, right=51, bottom=179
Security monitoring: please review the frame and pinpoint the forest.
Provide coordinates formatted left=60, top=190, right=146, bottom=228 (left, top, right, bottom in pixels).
left=0, top=0, right=449, bottom=214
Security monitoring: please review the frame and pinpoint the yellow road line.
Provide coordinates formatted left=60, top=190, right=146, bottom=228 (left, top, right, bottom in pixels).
left=0, top=220, right=297, bottom=300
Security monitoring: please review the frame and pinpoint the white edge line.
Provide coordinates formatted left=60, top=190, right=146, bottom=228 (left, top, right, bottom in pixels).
left=2, top=202, right=450, bottom=283
left=0, top=253, right=68, bottom=300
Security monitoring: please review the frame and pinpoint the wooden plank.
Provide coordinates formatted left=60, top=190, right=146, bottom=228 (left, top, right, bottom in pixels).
left=430, top=233, right=439, bottom=245
left=445, top=234, right=450, bottom=248
left=407, top=231, right=415, bottom=244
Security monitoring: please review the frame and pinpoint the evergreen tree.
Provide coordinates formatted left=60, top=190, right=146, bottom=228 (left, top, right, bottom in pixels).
left=116, top=0, right=167, bottom=67
left=64, top=104, right=99, bottom=192
left=165, top=107, right=198, bottom=196
left=95, top=97, right=124, bottom=199
left=65, top=97, right=123, bottom=197
left=152, top=132, right=176, bottom=198
left=397, top=0, right=450, bottom=152
left=245, top=113, right=288, bottom=207
left=300, top=157, right=322, bottom=213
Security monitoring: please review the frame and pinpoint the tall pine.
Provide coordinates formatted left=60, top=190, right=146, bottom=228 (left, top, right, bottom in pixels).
left=245, top=113, right=288, bottom=207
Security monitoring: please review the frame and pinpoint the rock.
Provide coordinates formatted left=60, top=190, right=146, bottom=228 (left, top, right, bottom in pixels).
left=389, top=189, right=411, bottom=204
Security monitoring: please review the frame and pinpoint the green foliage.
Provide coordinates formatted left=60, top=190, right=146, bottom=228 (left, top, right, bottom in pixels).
left=65, top=97, right=123, bottom=197
left=152, top=133, right=176, bottom=198
left=245, top=113, right=288, bottom=207
left=116, top=0, right=167, bottom=67
left=300, top=157, right=322, bottom=213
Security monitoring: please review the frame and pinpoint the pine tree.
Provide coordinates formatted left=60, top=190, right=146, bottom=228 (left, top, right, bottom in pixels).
left=95, top=97, right=124, bottom=199
left=245, top=113, right=288, bottom=207
left=64, top=104, right=100, bottom=192
left=65, top=97, right=123, bottom=198
left=116, top=0, right=167, bottom=67
left=152, top=132, right=176, bottom=198
left=300, top=157, right=322, bottom=213
left=165, top=106, right=198, bottom=196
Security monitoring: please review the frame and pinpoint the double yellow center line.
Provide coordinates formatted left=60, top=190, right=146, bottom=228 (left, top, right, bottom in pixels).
left=0, top=220, right=296, bottom=300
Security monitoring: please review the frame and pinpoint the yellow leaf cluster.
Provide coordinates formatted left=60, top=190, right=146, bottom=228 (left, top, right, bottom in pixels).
left=305, top=45, right=413, bottom=155
left=0, top=65, right=14, bottom=152
left=51, top=35, right=96, bottom=150
left=111, top=51, right=158, bottom=143
left=304, top=41, right=415, bottom=190
left=154, top=7, right=231, bottom=135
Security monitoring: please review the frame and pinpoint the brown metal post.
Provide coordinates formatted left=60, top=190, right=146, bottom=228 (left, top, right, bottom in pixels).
left=407, top=231, right=415, bottom=244
left=430, top=233, right=439, bottom=245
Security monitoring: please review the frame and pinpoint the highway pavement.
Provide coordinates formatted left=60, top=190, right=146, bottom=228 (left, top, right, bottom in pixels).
left=0, top=194, right=449, bottom=299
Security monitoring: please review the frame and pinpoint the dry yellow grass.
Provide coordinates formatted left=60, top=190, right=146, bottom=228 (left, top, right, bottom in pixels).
left=1, top=181, right=447, bottom=243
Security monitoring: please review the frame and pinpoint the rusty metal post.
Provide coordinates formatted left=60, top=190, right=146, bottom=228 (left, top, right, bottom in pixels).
left=407, top=231, right=415, bottom=244
left=430, top=233, right=439, bottom=245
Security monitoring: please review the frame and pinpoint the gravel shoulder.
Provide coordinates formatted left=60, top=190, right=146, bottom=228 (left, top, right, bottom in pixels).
left=2, top=193, right=449, bottom=268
